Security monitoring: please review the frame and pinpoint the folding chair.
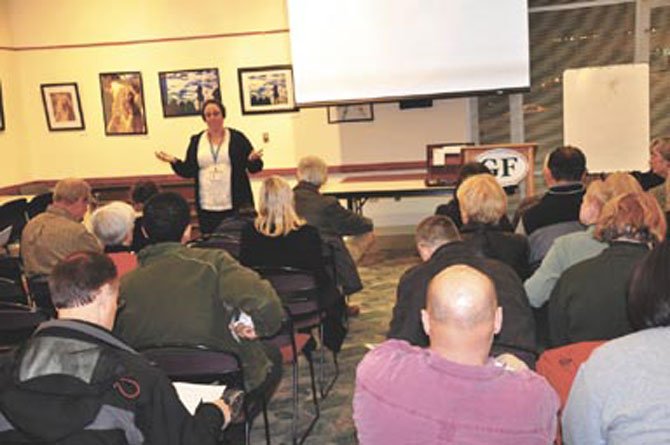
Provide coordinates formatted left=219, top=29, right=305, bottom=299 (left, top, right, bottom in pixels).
left=265, top=305, right=320, bottom=444
left=0, top=257, right=29, bottom=305
left=141, top=345, right=270, bottom=445
left=27, top=274, right=55, bottom=318
left=0, top=198, right=28, bottom=246
left=258, top=267, right=339, bottom=401
left=26, top=192, right=53, bottom=220
left=0, top=302, right=49, bottom=353
left=0, top=225, right=11, bottom=255
left=189, top=234, right=242, bottom=259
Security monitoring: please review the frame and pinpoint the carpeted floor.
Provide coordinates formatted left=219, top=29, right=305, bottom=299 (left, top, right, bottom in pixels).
left=250, top=235, right=419, bottom=444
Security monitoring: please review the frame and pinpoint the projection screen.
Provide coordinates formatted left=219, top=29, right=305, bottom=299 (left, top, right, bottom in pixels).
left=286, top=0, right=530, bottom=106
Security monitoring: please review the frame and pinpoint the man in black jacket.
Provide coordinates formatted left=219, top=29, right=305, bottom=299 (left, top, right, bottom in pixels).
left=387, top=215, right=537, bottom=366
left=515, top=145, right=587, bottom=236
left=0, top=251, right=238, bottom=444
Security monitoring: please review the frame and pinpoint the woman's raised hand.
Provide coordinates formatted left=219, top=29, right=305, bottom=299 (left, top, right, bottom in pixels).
left=155, top=151, right=178, bottom=164
left=248, top=149, right=264, bottom=162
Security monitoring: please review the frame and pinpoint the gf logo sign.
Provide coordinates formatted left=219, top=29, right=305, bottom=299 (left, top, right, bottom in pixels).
left=475, top=148, right=529, bottom=187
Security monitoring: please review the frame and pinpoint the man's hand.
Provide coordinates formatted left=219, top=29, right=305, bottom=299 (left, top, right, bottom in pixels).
left=231, top=323, right=257, bottom=340
left=495, top=353, right=528, bottom=372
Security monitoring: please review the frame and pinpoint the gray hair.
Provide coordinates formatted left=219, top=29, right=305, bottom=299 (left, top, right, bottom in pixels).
left=90, top=201, right=136, bottom=246
left=297, top=156, right=328, bottom=187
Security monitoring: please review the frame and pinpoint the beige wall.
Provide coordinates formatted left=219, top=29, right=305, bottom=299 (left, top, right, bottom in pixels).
left=0, top=0, right=468, bottom=225
left=0, top=1, right=30, bottom=187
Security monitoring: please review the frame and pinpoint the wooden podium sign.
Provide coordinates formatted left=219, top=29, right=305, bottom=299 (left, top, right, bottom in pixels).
left=425, top=142, right=473, bottom=186
left=461, top=143, right=537, bottom=197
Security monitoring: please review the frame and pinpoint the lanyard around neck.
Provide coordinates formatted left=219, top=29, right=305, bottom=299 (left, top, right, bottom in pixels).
left=208, top=131, right=225, bottom=164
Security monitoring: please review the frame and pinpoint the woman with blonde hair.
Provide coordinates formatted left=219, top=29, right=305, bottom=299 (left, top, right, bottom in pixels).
left=240, top=176, right=347, bottom=351
left=647, top=137, right=670, bottom=210
left=457, top=173, right=529, bottom=279
left=525, top=175, right=641, bottom=309
left=549, top=192, right=666, bottom=347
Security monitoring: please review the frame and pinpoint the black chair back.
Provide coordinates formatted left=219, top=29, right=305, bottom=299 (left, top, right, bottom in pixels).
left=0, top=278, right=28, bottom=305
left=0, top=198, right=28, bottom=245
left=0, top=257, right=29, bottom=304
left=26, top=193, right=53, bottom=219
left=189, top=234, right=242, bottom=259
left=27, top=274, right=55, bottom=317
left=0, top=302, right=49, bottom=351
left=141, top=345, right=243, bottom=383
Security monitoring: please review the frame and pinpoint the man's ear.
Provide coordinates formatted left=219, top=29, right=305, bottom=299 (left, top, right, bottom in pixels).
left=421, top=309, right=431, bottom=337
left=493, top=306, right=503, bottom=335
left=417, top=242, right=433, bottom=262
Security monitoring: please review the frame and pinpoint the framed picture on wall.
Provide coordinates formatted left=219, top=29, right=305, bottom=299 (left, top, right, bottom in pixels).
left=99, top=71, right=147, bottom=136
left=327, top=103, right=374, bottom=124
left=237, top=65, right=297, bottom=115
left=40, top=83, right=85, bottom=131
left=0, top=82, right=4, bottom=131
left=158, top=68, right=221, bottom=117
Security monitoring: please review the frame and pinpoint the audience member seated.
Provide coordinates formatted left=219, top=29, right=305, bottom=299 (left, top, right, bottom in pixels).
left=240, top=176, right=347, bottom=352
left=387, top=215, right=537, bottom=366
left=293, top=156, right=373, bottom=302
left=129, top=180, right=160, bottom=252
left=548, top=192, right=666, bottom=347
left=457, top=173, right=529, bottom=279
left=114, top=192, right=284, bottom=422
left=647, top=136, right=670, bottom=212
left=90, top=201, right=138, bottom=277
left=525, top=173, right=642, bottom=309
left=516, top=146, right=587, bottom=236
left=0, top=251, right=240, bottom=444
left=563, top=241, right=670, bottom=444
left=435, top=161, right=513, bottom=231
left=631, top=138, right=666, bottom=190
left=355, top=265, right=559, bottom=444
left=21, top=178, right=101, bottom=277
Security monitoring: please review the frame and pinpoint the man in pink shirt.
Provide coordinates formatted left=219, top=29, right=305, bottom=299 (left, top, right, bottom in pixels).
left=354, top=265, right=559, bottom=444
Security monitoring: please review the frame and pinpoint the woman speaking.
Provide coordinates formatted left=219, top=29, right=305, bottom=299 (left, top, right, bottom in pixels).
left=155, top=99, right=263, bottom=234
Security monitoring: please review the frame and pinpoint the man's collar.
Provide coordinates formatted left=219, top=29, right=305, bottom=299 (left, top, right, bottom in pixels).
left=430, top=240, right=479, bottom=260
left=294, top=181, right=320, bottom=192
left=36, top=319, right=138, bottom=355
left=137, top=241, right=184, bottom=262
left=46, top=204, right=78, bottom=221
left=547, top=182, right=585, bottom=194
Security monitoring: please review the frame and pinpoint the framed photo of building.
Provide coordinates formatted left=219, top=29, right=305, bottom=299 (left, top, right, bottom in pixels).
left=327, top=103, right=374, bottom=124
left=0, top=82, right=4, bottom=131
left=40, top=83, right=85, bottom=131
left=158, top=68, right=221, bottom=117
left=237, top=65, right=297, bottom=115
left=99, top=72, right=147, bottom=135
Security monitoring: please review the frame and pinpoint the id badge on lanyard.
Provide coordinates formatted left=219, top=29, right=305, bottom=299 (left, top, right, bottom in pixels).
left=210, top=168, right=226, bottom=185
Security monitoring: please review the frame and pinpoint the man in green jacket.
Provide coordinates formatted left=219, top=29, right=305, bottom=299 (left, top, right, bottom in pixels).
left=114, top=192, right=284, bottom=414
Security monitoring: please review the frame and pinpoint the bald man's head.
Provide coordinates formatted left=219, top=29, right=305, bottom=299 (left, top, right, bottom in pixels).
left=424, top=264, right=499, bottom=331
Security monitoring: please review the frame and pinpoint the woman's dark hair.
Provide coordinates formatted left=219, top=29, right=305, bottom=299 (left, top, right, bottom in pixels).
left=627, top=241, right=670, bottom=330
left=456, top=162, right=492, bottom=187
left=200, top=99, right=226, bottom=121
left=130, top=180, right=160, bottom=205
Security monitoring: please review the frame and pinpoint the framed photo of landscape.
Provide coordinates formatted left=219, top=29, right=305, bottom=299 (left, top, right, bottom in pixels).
left=237, top=65, right=297, bottom=115
left=99, top=71, right=147, bottom=136
left=40, top=83, right=85, bottom=131
left=327, top=103, right=374, bottom=124
left=158, top=68, right=221, bottom=117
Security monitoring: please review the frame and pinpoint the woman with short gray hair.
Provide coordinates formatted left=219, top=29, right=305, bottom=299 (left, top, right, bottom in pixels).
left=90, top=201, right=138, bottom=276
